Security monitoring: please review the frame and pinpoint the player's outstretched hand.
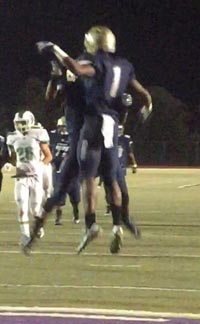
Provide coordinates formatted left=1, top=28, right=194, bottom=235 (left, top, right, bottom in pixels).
left=36, top=41, right=54, bottom=54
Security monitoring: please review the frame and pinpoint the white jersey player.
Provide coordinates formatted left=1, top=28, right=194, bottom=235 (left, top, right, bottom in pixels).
left=6, top=111, right=52, bottom=248
left=31, top=122, right=53, bottom=201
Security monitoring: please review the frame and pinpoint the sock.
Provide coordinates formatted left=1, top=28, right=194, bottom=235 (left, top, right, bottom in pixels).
left=110, top=204, right=122, bottom=226
left=85, top=213, right=96, bottom=229
left=72, top=203, right=79, bottom=219
left=19, top=222, right=30, bottom=238
left=56, top=209, right=62, bottom=219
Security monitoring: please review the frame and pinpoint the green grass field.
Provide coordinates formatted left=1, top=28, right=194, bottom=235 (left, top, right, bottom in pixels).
left=0, top=168, right=200, bottom=314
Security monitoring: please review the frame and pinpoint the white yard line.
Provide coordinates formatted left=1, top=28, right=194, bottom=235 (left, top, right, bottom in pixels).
left=0, top=250, right=200, bottom=258
left=0, top=312, right=168, bottom=321
left=89, top=264, right=141, bottom=268
left=0, top=283, right=199, bottom=294
left=178, top=183, right=200, bottom=188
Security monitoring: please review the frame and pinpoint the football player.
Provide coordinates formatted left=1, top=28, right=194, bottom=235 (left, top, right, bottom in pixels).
left=6, top=111, right=52, bottom=250
left=0, top=135, right=9, bottom=192
left=50, top=116, right=80, bottom=225
left=26, top=26, right=152, bottom=255
left=31, top=121, right=53, bottom=202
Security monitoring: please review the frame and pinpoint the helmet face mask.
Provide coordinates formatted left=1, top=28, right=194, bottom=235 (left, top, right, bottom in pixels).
left=84, top=26, right=116, bottom=54
left=14, top=111, right=35, bottom=134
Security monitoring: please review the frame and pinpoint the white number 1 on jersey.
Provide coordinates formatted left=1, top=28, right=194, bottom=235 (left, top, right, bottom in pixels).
left=110, top=66, right=121, bottom=98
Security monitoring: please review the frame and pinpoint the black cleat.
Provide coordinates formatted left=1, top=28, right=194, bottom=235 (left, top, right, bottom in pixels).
left=55, top=217, right=62, bottom=225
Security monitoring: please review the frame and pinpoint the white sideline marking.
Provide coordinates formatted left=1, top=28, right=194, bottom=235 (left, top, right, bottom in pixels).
left=0, top=312, right=168, bottom=322
left=89, top=264, right=141, bottom=268
left=0, top=283, right=200, bottom=293
left=0, top=306, right=200, bottom=320
left=0, top=250, right=200, bottom=258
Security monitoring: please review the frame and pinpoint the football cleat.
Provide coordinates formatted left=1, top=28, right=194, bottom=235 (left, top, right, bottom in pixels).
left=73, top=216, right=80, bottom=224
left=20, top=236, right=32, bottom=256
left=104, top=205, right=111, bottom=216
left=132, top=165, right=137, bottom=173
left=36, top=227, right=45, bottom=238
left=55, top=217, right=62, bottom=226
left=110, top=226, right=123, bottom=254
left=127, top=222, right=141, bottom=239
left=77, top=223, right=101, bottom=254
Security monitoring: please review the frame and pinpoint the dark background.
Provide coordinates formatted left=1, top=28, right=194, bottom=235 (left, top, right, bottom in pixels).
left=0, top=0, right=200, bottom=105
left=0, top=0, right=200, bottom=165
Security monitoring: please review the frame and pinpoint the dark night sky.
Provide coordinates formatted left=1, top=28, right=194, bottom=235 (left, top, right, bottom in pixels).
left=0, top=0, right=200, bottom=107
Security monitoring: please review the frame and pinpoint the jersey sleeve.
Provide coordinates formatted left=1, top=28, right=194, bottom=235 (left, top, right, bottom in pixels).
left=38, top=129, right=50, bottom=143
left=6, top=133, right=16, bottom=155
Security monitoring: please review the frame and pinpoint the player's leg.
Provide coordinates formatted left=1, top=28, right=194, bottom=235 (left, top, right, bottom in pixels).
left=76, top=117, right=102, bottom=253
left=117, top=164, right=141, bottom=239
left=102, top=123, right=123, bottom=253
left=53, top=169, right=66, bottom=225
left=30, top=175, right=45, bottom=239
left=103, top=181, right=111, bottom=215
left=0, top=169, right=3, bottom=192
left=42, top=163, right=53, bottom=201
left=14, top=179, right=30, bottom=247
left=68, top=177, right=81, bottom=224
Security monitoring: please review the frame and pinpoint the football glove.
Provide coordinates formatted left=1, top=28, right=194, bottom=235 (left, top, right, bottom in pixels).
left=140, top=103, right=153, bottom=123
left=36, top=41, right=55, bottom=54
left=50, top=60, right=63, bottom=77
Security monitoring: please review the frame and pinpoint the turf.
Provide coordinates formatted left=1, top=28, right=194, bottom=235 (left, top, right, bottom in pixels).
left=0, top=168, right=200, bottom=313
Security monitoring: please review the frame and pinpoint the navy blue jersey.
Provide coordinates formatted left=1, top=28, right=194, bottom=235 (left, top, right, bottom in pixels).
left=50, top=130, right=70, bottom=171
left=118, top=134, right=133, bottom=172
left=57, top=52, right=94, bottom=137
left=83, top=50, right=136, bottom=119
left=0, top=135, right=8, bottom=169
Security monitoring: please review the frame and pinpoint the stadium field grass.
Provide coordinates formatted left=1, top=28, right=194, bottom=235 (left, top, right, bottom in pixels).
left=0, top=168, right=199, bottom=313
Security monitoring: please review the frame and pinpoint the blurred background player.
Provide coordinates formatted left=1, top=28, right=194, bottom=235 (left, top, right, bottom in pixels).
left=6, top=110, right=52, bottom=250
left=0, top=135, right=9, bottom=192
left=50, top=116, right=80, bottom=225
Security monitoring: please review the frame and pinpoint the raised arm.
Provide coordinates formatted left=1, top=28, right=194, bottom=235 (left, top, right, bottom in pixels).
left=36, top=41, right=95, bottom=78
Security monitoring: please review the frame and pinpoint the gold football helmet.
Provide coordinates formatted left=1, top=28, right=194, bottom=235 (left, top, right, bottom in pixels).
left=84, top=25, right=116, bottom=54
left=57, top=116, right=68, bottom=134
